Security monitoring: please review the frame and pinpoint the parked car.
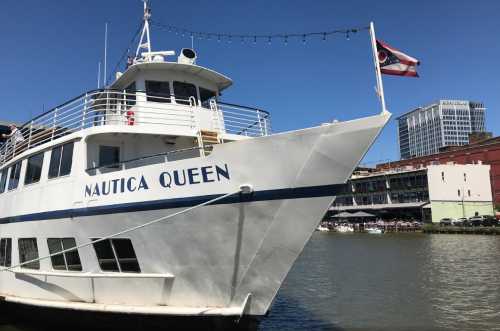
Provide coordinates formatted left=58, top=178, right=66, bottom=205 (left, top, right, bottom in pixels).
left=468, top=216, right=484, bottom=227
left=439, top=218, right=454, bottom=226
left=452, top=218, right=468, bottom=226
left=481, top=215, right=498, bottom=227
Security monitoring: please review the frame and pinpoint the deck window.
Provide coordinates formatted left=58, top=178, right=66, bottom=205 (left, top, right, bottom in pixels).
left=92, top=238, right=140, bottom=273
left=24, top=152, right=44, bottom=185
left=99, top=145, right=120, bottom=168
left=146, top=81, right=171, bottom=103
left=125, top=82, right=136, bottom=106
left=48, top=142, right=74, bottom=179
left=0, top=238, right=12, bottom=267
left=47, top=238, right=82, bottom=271
left=8, top=161, right=22, bottom=191
left=173, top=81, right=197, bottom=105
left=18, top=238, right=39, bottom=270
left=0, top=168, right=8, bottom=193
left=199, top=87, right=217, bottom=108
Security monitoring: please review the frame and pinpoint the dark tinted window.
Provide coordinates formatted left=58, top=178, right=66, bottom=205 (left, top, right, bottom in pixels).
left=146, top=81, right=171, bottom=103
left=99, top=146, right=120, bottom=168
left=0, top=238, right=12, bottom=267
left=59, top=143, right=74, bottom=176
left=49, top=142, right=74, bottom=179
left=8, top=161, right=22, bottom=191
left=92, top=239, right=119, bottom=272
left=199, top=87, right=216, bottom=108
left=47, top=238, right=82, bottom=271
left=113, top=239, right=141, bottom=272
left=92, top=238, right=140, bottom=273
left=173, top=81, right=197, bottom=105
left=0, top=169, right=8, bottom=193
left=25, top=152, right=44, bottom=185
left=18, top=238, right=39, bottom=269
left=125, top=82, right=136, bottom=106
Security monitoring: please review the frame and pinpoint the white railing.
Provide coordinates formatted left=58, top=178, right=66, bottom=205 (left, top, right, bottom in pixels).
left=0, top=90, right=271, bottom=166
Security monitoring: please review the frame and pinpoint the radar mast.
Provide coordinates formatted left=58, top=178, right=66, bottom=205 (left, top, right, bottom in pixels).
left=135, top=0, right=152, bottom=62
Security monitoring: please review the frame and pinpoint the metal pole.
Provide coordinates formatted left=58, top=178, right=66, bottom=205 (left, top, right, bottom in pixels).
left=104, top=23, right=108, bottom=87
left=97, top=62, right=101, bottom=89
left=369, top=22, right=388, bottom=114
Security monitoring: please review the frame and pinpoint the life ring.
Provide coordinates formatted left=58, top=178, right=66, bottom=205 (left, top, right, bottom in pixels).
left=126, top=110, right=135, bottom=126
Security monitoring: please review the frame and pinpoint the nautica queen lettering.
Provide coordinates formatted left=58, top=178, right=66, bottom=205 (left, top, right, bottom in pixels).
left=85, top=176, right=149, bottom=198
left=84, top=164, right=230, bottom=198
left=159, top=164, right=230, bottom=189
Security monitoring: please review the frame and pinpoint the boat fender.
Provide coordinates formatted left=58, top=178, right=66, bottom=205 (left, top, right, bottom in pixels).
left=126, top=110, right=135, bottom=125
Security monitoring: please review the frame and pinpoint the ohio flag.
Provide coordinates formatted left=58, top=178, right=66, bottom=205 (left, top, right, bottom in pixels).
left=377, top=40, right=420, bottom=77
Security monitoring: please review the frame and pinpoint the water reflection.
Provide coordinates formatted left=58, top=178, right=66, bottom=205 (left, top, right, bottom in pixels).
left=422, top=235, right=500, bottom=330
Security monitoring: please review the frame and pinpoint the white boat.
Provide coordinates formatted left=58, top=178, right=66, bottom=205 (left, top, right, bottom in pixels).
left=0, top=2, right=389, bottom=322
left=316, top=225, right=330, bottom=232
left=366, top=227, right=383, bottom=234
left=336, top=225, right=354, bottom=233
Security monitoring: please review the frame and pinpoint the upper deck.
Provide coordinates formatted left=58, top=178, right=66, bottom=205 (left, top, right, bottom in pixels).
left=0, top=88, right=271, bottom=168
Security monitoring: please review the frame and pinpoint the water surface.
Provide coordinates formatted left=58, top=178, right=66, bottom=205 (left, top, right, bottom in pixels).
left=262, top=232, right=500, bottom=330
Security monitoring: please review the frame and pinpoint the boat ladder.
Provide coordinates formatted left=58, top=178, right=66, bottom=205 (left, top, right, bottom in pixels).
left=198, top=130, right=220, bottom=156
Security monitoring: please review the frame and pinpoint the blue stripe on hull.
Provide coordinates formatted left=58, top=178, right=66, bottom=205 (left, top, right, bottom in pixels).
left=0, top=184, right=344, bottom=224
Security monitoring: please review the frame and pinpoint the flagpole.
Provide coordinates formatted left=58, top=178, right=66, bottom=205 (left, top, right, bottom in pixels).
left=369, top=21, right=388, bottom=114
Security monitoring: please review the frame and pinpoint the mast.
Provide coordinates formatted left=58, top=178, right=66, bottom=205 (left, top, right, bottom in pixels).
left=135, top=0, right=152, bottom=62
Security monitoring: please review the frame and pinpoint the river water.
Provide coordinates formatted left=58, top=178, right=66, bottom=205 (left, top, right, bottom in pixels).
left=262, top=232, right=500, bottom=331
left=1, top=232, right=499, bottom=330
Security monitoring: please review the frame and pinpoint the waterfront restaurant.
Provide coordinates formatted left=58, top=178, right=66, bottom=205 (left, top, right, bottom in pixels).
left=329, top=164, right=494, bottom=223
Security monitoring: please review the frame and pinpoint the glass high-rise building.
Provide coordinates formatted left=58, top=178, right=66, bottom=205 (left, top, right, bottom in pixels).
left=398, top=100, right=486, bottom=159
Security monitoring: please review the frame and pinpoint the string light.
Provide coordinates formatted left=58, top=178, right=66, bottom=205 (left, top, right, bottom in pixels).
left=150, top=20, right=368, bottom=46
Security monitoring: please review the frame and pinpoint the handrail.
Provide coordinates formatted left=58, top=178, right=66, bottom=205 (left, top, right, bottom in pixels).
left=85, top=146, right=204, bottom=172
left=11, top=269, right=174, bottom=279
left=0, top=89, right=271, bottom=167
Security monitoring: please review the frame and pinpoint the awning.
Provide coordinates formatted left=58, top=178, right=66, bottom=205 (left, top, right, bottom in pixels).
left=351, top=211, right=376, bottom=217
left=331, top=211, right=355, bottom=218
left=330, top=202, right=428, bottom=211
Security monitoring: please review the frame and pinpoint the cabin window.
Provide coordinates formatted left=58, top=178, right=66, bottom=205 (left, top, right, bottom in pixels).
left=173, top=81, right=197, bottom=106
left=47, top=238, right=82, bottom=271
left=24, top=152, right=44, bottom=185
left=146, top=81, right=171, bottom=103
left=48, top=142, right=74, bottom=179
left=0, top=168, right=8, bottom=193
left=99, top=145, right=120, bottom=168
left=92, top=238, right=140, bottom=273
left=0, top=238, right=12, bottom=267
left=18, top=238, right=39, bottom=270
left=199, top=87, right=217, bottom=109
left=8, top=161, right=22, bottom=191
left=125, top=82, right=136, bottom=106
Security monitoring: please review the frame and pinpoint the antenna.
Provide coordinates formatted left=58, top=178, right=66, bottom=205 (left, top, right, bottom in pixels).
left=135, top=0, right=152, bottom=62
left=97, top=62, right=101, bottom=88
left=104, top=22, right=108, bottom=87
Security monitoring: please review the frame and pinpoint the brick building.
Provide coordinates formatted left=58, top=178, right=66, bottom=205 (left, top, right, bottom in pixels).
left=377, top=136, right=500, bottom=210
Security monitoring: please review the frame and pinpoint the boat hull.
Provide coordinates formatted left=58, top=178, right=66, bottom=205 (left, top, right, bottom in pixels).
left=0, top=113, right=390, bottom=317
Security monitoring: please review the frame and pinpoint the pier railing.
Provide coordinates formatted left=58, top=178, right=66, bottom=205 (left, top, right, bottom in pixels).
left=0, top=89, right=271, bottom=166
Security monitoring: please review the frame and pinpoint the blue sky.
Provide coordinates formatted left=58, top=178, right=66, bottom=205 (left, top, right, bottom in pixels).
left=1, top=0, right=499, bottom=164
